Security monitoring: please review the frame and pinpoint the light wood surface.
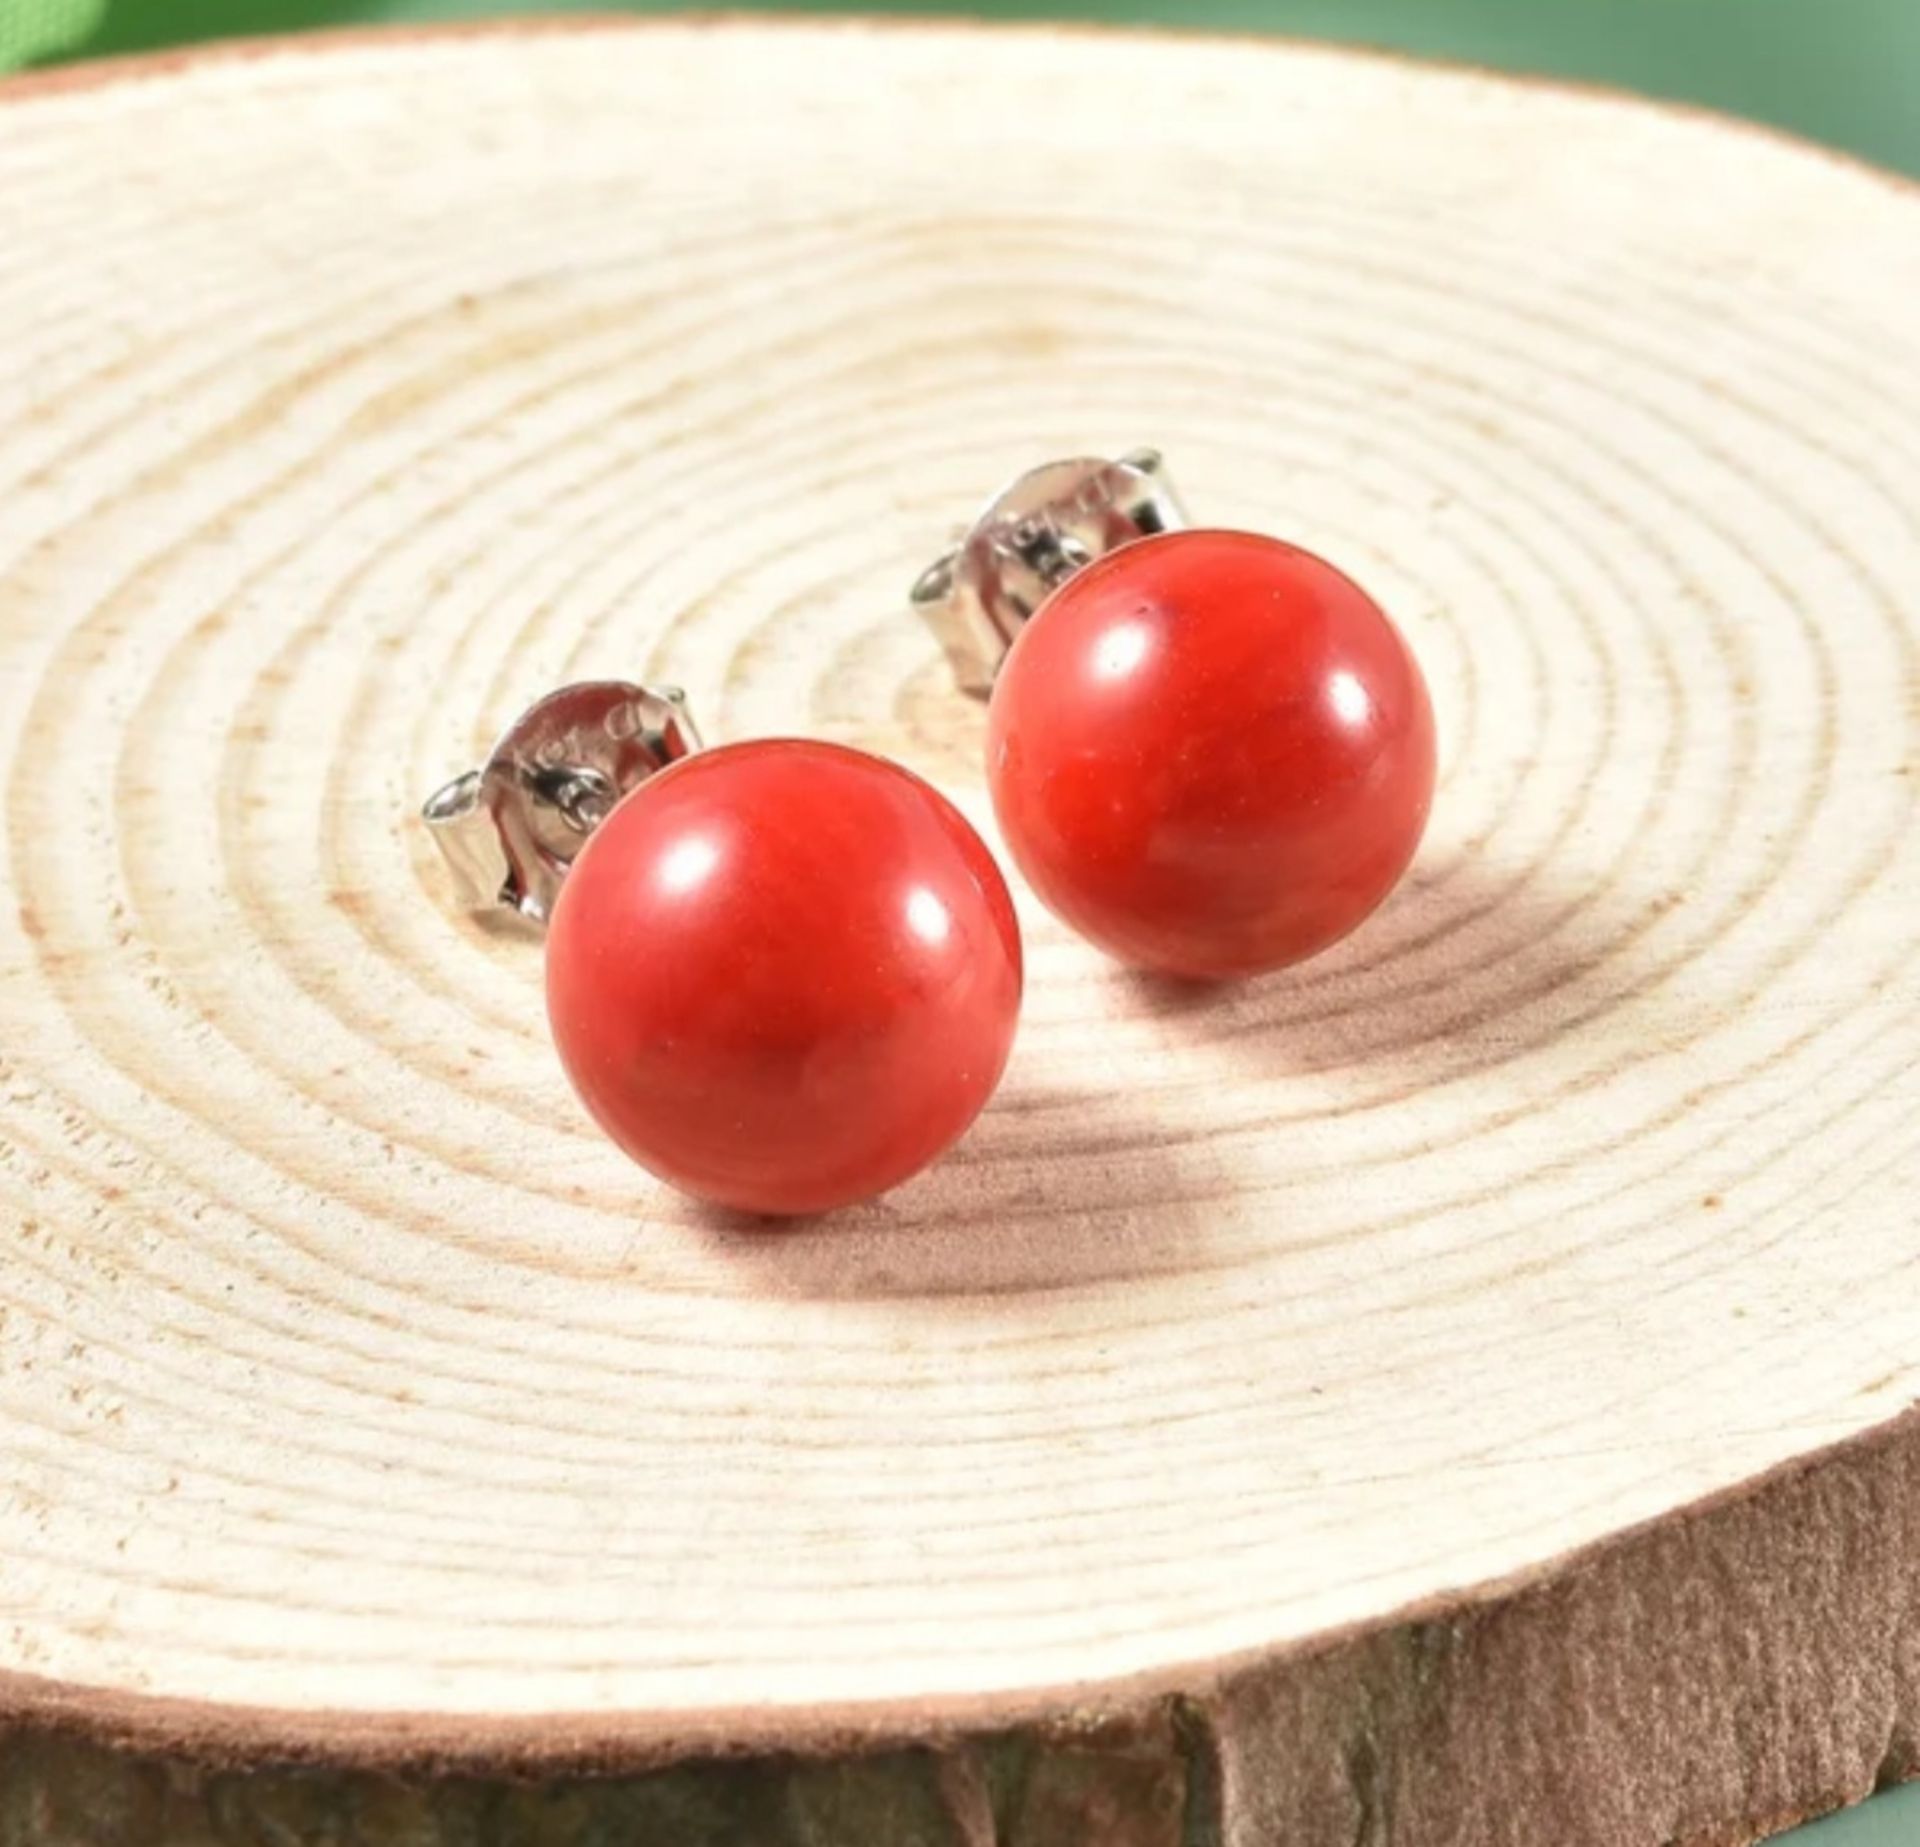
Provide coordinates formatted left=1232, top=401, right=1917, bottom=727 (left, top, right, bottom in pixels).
left=1, top=18, right=1918, bottom=1844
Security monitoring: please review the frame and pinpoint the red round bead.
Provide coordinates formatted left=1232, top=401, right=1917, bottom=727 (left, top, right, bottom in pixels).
left=546, top=740, right=1022, bottom=1216
left=987, top=529, right=1436, bottom=978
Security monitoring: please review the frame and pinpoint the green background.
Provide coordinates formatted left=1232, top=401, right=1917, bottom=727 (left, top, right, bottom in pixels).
left=8, top=0, right=1920, bottom=1840
left=1801, top=1788, right=1920, bottom=1847
left=5, top=0, right=1918, bottom=177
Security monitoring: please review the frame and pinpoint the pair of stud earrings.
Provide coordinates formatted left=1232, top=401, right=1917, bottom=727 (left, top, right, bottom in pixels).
left=424, top=450, right=1436, bottom=1216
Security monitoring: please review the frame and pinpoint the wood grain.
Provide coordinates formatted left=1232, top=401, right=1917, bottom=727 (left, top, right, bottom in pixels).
left=0, top=18, right=1917, bottom=1844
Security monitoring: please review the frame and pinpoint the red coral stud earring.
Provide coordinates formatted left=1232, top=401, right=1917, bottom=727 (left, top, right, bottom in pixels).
left=913, top=450, right=1436, bottom=979
left=425, top=683, right=1022, bottom=1215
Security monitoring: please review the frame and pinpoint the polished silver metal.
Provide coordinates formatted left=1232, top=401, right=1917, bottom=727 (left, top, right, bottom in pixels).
left=911, top=447, right=1190, bottom=696
left=422, top=681, right=701, bottom=925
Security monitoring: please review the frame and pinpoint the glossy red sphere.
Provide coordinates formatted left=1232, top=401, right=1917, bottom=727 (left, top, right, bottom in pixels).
left=988, top=530, right=1436, bottom=978
left=545, top=740, right=1021, bottom=1216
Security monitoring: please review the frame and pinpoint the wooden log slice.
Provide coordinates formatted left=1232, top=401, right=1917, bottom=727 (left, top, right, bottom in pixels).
left=1, top=19, right=1918, bottom=1845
